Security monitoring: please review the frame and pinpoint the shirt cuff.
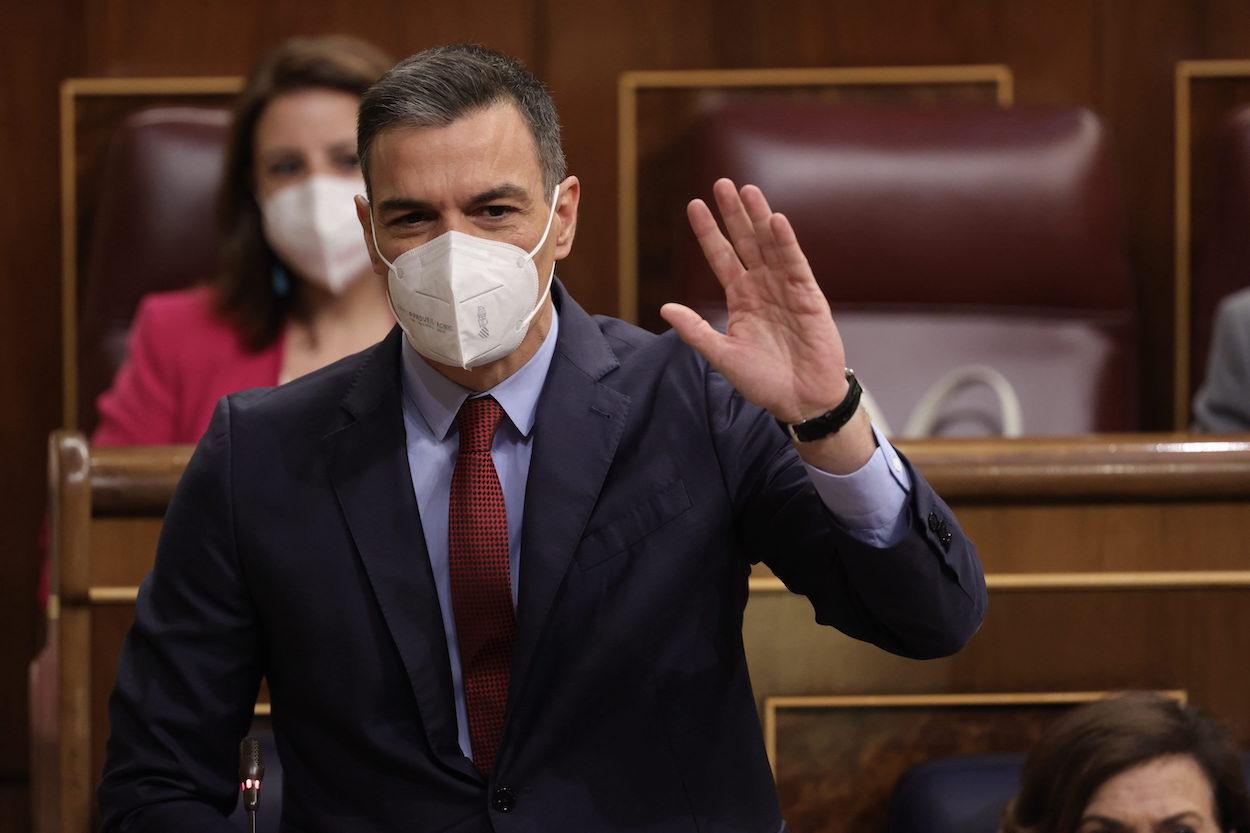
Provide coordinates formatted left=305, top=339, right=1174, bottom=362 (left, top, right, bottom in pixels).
left=802, top=422, right=912, bottom=548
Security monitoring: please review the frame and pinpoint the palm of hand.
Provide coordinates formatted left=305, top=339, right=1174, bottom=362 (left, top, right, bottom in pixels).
left=661, top=179, right=848, bottom=424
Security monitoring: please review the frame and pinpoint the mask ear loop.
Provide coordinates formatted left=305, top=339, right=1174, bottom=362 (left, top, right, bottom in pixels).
left=515, top=262, right=556, bottom=336
left=366, top=202, right=397, bottom=271
left=519, top=185, right=562, bottom=267
left=365, top=199, right=411, bottom=336
left=515, top=185, right=561, bottom=331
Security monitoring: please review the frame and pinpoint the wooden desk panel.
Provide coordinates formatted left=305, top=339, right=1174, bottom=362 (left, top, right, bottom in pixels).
left=744, top=434, right=1250, bottom=832
left=86, top=519, right=161, bottom=588
left=751, top=586, right=1250, bottom=831
left=34, top=433, right=1250, bottom=833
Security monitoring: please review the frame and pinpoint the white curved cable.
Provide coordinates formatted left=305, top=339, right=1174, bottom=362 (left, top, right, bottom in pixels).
left=901, top=365, right=1024, bottom=438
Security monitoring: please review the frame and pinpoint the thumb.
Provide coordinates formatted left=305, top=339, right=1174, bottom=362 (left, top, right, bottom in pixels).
left=660, top=303, right=726, bottom=366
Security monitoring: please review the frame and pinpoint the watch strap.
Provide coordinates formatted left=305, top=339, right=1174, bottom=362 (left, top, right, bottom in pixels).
left=777, top=370, right=863, bottom=443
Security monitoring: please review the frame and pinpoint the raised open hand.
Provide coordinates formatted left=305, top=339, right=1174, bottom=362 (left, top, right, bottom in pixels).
left=661, top=178, right=854, bottom=423
left=661, top=179, right=875, bottom=470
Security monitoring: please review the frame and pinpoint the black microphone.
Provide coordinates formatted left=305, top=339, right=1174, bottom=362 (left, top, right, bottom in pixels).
left=239, top=736, right=265, bottom=833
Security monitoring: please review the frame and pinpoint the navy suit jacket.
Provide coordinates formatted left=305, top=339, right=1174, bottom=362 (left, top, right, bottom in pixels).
left=99, top=283, right=986, bottom=833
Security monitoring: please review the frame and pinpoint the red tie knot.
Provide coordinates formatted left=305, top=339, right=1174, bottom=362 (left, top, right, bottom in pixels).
left=457, top=396, right=505, bottom=454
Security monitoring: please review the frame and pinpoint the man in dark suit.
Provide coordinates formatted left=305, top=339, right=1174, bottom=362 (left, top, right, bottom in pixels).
left=99, top=44, right=985, bottom=832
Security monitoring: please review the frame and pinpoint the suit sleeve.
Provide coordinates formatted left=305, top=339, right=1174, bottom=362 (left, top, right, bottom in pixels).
left=98, top=397, right=263, bottom=832
left=706, top=368, right=987, bottom=660
left=94, top=295, right=181, bottom=446
left=1193, top=290, right=1250, bottom=432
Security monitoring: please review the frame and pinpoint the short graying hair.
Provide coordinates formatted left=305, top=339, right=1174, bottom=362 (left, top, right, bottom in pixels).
left=358, top=43, right=566, bottom=199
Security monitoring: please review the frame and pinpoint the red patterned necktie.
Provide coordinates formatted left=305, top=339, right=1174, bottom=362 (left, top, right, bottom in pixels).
left=448, top=395, right=514, bottom=774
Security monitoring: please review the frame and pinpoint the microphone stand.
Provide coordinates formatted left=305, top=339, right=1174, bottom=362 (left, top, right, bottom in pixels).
left=239, top=736, right=265, bottom=833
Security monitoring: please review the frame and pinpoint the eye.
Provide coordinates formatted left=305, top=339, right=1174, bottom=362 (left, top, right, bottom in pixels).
left=480, top=205, right=516, bottom=219
left=332, top=151, right=360, bottom=171
left=1160, top=823, right=1200, bottom=833
left=392, top=210, right=433, bottom=227
left=266, top=158, right=304, bottom=177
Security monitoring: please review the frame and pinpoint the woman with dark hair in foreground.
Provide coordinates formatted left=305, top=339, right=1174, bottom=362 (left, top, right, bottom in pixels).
left=1002, top=692, right=1250, bottom=833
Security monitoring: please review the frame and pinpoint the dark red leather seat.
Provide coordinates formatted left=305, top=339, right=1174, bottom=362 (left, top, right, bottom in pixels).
left=665, top=100, right=1136, bottom=435
left=76, top=107, right=231, bottom=432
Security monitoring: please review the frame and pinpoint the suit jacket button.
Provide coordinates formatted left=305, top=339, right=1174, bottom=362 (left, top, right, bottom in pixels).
left=492, top=787, right=517, bottom=813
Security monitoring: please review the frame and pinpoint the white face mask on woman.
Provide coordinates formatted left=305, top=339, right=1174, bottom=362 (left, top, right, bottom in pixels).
left=261, top=174, right=374, bottom=295
left=370, top=185, right=559, bottom=369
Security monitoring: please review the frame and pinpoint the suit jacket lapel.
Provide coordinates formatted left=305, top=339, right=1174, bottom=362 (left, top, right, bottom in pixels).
left=325, top=329, right=480, bottom=784
left=505, top=289, right=631, bottom=742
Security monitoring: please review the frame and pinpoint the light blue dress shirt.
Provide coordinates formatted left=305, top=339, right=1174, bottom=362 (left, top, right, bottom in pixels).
left=399, top=303, right=913, bottom=760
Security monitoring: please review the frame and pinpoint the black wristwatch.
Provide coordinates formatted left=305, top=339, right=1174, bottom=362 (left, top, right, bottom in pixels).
left=776, top=369, right=862, bottom=443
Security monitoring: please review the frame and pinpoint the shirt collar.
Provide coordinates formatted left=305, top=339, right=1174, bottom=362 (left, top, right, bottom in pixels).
left=400, top=304, right=560, bottom=441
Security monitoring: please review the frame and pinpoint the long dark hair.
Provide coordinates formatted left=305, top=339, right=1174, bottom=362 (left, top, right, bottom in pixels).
left=1002, top=692, right=1250, bottom=833
left=214, top=35, right=392, bottom=351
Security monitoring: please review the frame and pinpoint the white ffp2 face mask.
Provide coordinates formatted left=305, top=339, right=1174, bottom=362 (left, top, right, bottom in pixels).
left=370, top=186, right=559, bottom=369
left=261, top=175, right=374, bottom=295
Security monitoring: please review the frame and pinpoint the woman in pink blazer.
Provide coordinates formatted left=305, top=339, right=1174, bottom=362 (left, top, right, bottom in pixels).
left=94, top=287, right=285, bottom=445
left=93, top=35, right=395, bottom=447
left=37, top=37, right=395, bottom=605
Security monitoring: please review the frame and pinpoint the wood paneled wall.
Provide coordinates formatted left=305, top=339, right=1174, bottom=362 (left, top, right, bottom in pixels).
left=5, top=2, right=1250, bottom=827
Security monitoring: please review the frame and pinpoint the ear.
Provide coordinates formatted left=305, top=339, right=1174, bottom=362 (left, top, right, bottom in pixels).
left=552, top=175, right=580, bottom=261
left=355, top=194, right=389, bottom=276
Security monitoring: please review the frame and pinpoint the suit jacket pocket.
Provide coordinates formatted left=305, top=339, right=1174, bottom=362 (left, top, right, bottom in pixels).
left=577, top=478, right=692, bottom=570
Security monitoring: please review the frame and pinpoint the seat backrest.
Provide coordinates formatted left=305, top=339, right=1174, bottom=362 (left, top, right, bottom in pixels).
left=1192, top=103, right=1250, bottom=412
left=665, top=101, right=1136, bottom=434
left=76, top=107, right=231, bottom=432
left=887, top=751, right=1250, bottom=833
left=886, top=753, right=1022, bottom=833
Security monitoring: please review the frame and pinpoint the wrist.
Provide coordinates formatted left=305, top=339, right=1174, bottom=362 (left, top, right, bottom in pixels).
left=777, top=369, right=861, bottom=443
left=792, top=405, right=876, bottom=474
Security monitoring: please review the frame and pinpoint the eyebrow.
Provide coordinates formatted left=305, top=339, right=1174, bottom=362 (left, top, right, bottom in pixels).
left=258, top=148, right=301, bottom=161
left=1158, top=811, right=1204, bottom=826
left=1077, top=811, right=1204, bottom=831
left=466, top=183, right=530, bottom=206
left=1078, top=817, right=1128, bottom=832
left=376, top=183, right=531, bottom=215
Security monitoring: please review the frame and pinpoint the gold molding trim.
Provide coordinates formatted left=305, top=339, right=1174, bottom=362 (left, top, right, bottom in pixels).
left=763, top=689, right=1186, bottom=777
left=1172, top=60, right=1250, bottom=429
left=617, top=64, right=1013, bottom=324
left=85, top=569, right=1250, bottom=607
left=61, top=77, right=243, bottom=97
left=619, top=65, right=1015, bottom=95
left=749, top=570, right=1250, bottom=594
left=59, top=76, right=243, bottom=429
left=59, top=83, right=76, bottom=430
left=85, top=586, right=139, bottom=604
